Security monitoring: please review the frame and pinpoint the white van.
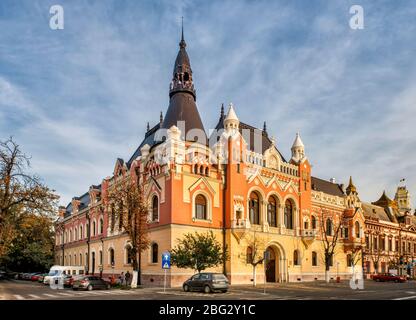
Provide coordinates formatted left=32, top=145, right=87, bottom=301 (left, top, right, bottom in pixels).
left=43, top=265, right=85, bottom=285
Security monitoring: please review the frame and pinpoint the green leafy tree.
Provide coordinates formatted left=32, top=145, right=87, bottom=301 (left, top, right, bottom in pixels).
left=171, top=231, right=227, bottom=273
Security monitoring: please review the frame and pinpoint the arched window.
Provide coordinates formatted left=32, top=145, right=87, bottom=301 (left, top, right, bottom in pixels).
left=195, top=194, right=207, bottom=220
left=326, top=219, right=333, bottom=236
left=92, top=221, right=96, bottom=236
left=312, top=251, right=317, bottom=266
left=199, top=166, right=204, bottom=175
left=284, top=200, right=293, bottom=229
left=152, top=195, right=159, bottom=221
left=69, top=230, right=72, bottom=242
left=311, top=216, right=317, bottom=229
left=99, top=250, right=103, bottom=265
left=249, top=192, right=260, bottom=225
left=109, top=248, right=115, bottom=266
left=151, top=243, right=158, bottom=263
left=205, top=167, right=209, bottom=176
left=80, top=225, right=83, bottom=239
left=347, top=254, right=352, bottom=267
left=355, top=221, right=360, bottom=238
left=194, top=165, right=198, bottom=174
left=267, top=196, right=277, bottom=227
left=126, top=246, right=133, bottom=264
left=246, top=247, right=253, bottom=264
left=85, top=223, right=89, bottom=238
left=79, top=253, right=82, bottom=266
left=293, top=250, right=299, bottom=265
left=100, top=218, right=104, bottom=234
left=74, top=227, right=78, bottom=241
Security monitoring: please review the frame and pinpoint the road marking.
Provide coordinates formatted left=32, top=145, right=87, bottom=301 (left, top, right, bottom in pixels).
left=13, top=295, right=25, bottom=300
left=56, top=292, right=73, bottom=296
left=28, top=294, right=41, bottom=299
left=43, top=294, right=58, bottom=298
left=394, top=296, right=416, bottom=300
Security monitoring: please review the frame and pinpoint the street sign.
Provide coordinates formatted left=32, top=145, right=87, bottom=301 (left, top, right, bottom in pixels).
left=162, top=252, right=171, bottom=269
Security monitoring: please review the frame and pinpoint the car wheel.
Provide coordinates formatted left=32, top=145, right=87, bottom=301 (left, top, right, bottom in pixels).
left=221, top=290, right=227, bottom=293
left=376, top=279, right=380, bottom=282
left=87, top=285, right=93, bottom=291
left=183, top=284, right=190, bottom=292
left=204, top=285, right=211, bottom=294
left=394, top=279, right=399, bottom=283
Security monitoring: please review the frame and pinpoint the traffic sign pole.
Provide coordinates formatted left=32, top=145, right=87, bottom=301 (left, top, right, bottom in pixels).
left=164, top=269, right=167, bottom=293
left=161, top=251, right=171, bottom=294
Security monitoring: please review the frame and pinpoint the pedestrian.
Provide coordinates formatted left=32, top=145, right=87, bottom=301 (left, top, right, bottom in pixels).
left=125, top=271, right=131, bottom=286
left=119, top=272, right=125, bottom=286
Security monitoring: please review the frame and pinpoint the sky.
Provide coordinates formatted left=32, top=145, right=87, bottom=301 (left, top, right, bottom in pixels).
left=0, top=0, right=415, bottom=208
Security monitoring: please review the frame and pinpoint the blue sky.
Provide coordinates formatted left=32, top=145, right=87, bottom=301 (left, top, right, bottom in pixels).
left=1, top=0, right=416, bottom=207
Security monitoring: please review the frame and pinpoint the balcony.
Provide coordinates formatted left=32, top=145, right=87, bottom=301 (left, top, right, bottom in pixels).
left=231, top=219, right=250, bottom=243
left=301, top=229, right=317, bottom=248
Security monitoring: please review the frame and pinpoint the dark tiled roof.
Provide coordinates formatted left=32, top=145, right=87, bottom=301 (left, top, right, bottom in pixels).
left=311, top=176, right=345, bottom=197
left=362, top=202, right=394, bottom=222
left=126, top=123, right=162, bottom=167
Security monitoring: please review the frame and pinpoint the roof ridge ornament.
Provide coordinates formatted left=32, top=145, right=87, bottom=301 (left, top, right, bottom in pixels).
left=179, top=16, right=186, bottom=49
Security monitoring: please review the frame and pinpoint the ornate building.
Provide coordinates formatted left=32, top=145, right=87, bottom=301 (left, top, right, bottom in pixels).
left=55, top=30, right=371, bottom=286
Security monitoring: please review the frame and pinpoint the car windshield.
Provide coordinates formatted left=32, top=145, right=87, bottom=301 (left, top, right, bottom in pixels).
left=213, top=274, right=227, bottom=281
left=48, top=270, right=59, bottom=276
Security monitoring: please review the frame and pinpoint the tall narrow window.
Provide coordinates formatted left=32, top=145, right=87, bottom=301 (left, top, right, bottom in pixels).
left=126, top=246, right=133, bottom=264
left=267, top=196, right=277, bottom=227
left=152, top=195, right=159, bottom=221
left=99, top=250, right=103, bottom=265
left=80, top=225, right=83, bottom=240
left=347, top=254, right=352, bottom=267
left=293, top=250, right=299, bottom=265
left=311, top=216, right=317, bottom=229
left=109, top=248, right=115, bottom=266
left=195, top=194, right=207, bottom=220
left=152, top=243, right=159, bottom=263
left=79, top=253, right=82, bottom=266
left=249, top=192, right=260, bottom=225
left=246, top=247, right=253, bottom=264
left=355, top=221, right=360, bottom=238
left=284, top=200, right=293, bottom=229
left=100, top=218, right=104, bottom=234
left=92, top=221, right=96, bottom=236
left=326, top=219, right=333, bottom=236
left=111, top=205, right=115, bottom=232
left=312, top=251, right=317, bottom=266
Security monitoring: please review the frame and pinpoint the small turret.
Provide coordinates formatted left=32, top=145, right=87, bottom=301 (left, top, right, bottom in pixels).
left=224, top=103, right=239, bottom=133
left=346, top=176, right=357, bottom=195
left=291, top=132, right=305, bottom=162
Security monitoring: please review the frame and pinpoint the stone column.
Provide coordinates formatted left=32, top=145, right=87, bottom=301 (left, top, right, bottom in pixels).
left=295, top=208, right=300, bottom=236
left=278, top=204, right=285, bottom=234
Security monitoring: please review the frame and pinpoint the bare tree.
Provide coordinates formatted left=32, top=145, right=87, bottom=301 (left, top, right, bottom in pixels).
left=318, top=209, right=343, bottom=283
left=244, top=230, right=267, bottom=287
left=0, top=137, right=58, bottom=257
left=106, top=175, right=150, bottom=286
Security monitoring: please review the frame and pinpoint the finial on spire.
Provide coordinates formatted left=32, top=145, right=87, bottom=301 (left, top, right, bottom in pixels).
left=179, top=16, right=186, bottom=49
left=263, top=121, right=267, bottom=133
left=346, top=176, right=357, bottom=195
left=146, top=122, right=150, bottom=132
left=160, top=111, right=163, bottom=124
left=220, top=103, right=224, bottom=119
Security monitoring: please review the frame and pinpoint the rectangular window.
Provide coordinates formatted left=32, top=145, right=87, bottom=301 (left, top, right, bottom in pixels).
left=196, top=204, right=206, bottom=220
left=388, top=239, right=392, bottom=252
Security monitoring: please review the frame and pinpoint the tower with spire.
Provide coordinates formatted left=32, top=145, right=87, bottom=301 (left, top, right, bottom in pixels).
left=223, top=103, right=240, bottom=134
left=162, top=18, right=205, bottom=141
left=291, top=132, right=306, bottom=163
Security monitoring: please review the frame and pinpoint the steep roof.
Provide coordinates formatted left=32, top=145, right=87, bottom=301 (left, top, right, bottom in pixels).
left=362, top=202, right=394, bottom=222
left=311, top=176, right=345, bottom=197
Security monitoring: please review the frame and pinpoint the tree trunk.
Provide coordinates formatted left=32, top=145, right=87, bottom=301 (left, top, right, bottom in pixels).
left=325, top=260, right=330, bottom=283
left=137, top=250, right=142, bottom=285
left=253, top=265, right=256, bottom=287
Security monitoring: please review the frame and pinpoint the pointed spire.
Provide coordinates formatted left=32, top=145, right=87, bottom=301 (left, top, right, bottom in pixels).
left=179, top=16, right=186, bottom=49
left=146, top=122, right=150, bottom=132
left=292, top=132, right=304, bottom=148
left=346, top=176, right=357, bottom=195
left=263, top=121, right=268, bottom=136
left=220, top=103, right=224, bottom=120
left=160, top=111, right=163, bottom=124
left=225, top=103, right=238, bottom=121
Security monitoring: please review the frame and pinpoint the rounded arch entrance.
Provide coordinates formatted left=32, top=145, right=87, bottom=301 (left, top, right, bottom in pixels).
left=265, top=242, right=287, bottom=283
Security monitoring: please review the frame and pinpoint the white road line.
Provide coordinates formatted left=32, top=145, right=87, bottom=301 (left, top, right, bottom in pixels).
left=28, top=294, right=41, bottom=299
left=43, top=294, right=58, bottom=298
left=13, top=295, right=25, bottom=300
left=394, top=295, right=416, bottom=300
left=56, top=292, right=74, bottom=296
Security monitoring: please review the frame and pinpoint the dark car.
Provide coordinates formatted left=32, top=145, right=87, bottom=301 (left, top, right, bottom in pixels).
left=0, top=271, right=6, bottom=280
left=372, top=273, right=407, bottom=283
left=183, top=273, right=229, bottom=293
left=72, top=276, right=110, bottom=291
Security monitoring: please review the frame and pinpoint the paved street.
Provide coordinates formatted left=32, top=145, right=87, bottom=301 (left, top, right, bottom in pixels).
left=1, top=279, right=416, bottom=300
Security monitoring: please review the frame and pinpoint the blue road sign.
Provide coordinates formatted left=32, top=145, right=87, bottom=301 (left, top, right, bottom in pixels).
left=162, top=252, right=171, bottom=269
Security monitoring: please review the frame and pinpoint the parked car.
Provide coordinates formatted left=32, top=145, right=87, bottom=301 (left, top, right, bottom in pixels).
left=72, top=276, right=111, bottom=291
left=183, top=273, right=229, bottom=293
left=31, top=273, right=43, bottom=282
left=37, top=273, right=48, bottom=283
left=372, top=273, right=407, bottom=283
left=0, top=271, right=6, bottom=280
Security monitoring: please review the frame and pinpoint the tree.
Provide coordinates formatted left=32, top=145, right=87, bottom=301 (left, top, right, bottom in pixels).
left=171, top=231, right=227, bottom=273
left=0, top=137, right=58, bottom=259
left=318, top=209, right=343, bottom=283
left=244, top=230, right=266, bottom=287
left=106, top=175, right=149, bottom=286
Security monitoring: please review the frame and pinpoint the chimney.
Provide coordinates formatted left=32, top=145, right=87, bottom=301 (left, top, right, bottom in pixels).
left=58, top=206, right=66, bottom=218
left=330, top=178, right=336, bottom=184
